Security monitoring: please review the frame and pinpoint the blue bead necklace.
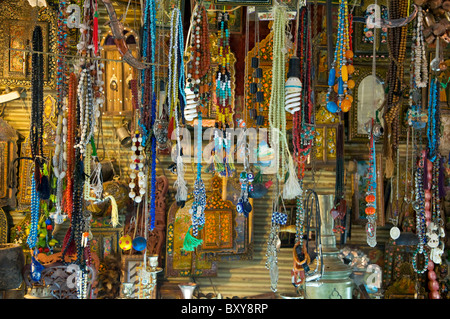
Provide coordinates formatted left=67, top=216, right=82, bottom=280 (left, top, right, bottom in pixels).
left=427, top=77, right=440, bottom=163
left=191, top=113, right=206, bottom=236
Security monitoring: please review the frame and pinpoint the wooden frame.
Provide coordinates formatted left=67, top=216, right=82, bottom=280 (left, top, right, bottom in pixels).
left=351, top=154, right=385, bottom=226
left=120, top=254, right=156, bottom=299
left=90, top=228, right=121, bottom=261
left=0, top=0, right=57, bottom=89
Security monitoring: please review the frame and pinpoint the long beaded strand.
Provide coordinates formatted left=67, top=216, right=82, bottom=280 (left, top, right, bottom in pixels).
left=28, top=25, right=44, bottom=254
left=326, top=0, right=353, bottom=113
left=365, top=119, right=377, bottom=247
left=168, top=8, right=188, bottom=206
left=268, top=3, right=288, bottom=181
left=53, top=0, right=69, bottom=224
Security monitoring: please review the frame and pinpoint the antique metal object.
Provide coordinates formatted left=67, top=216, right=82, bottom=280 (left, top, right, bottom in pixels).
left=305, top=195, right=353, bottom=299
left=178, top=282, right=197, bottom=299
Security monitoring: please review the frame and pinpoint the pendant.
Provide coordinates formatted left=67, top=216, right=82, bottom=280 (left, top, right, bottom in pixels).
left=390, top=226, right=401, bottom=240
left=366, top=221, right=377, bottom=247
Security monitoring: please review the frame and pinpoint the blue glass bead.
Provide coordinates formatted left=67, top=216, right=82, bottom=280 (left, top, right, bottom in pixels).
left=328, top=68, right=336, bottom=87
left=327, top=101, right=339, bottom=113
left=338, top=77, right=344, bottom=95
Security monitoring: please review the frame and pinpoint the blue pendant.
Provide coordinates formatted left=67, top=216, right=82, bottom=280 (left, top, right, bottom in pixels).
left=328, top=68, right=336, bottom=87
left=30, top=256, right=44, bottom=282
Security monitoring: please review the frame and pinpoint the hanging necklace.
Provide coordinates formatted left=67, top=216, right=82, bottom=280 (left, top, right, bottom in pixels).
left=141, top=0, right=157, bottom=231
left=185, top=2, right=211, bottom=122
left=413, top=6, right=428, bottom=88
left=213, top=9, right=234, bottom=178
left=75, top=68, right=95, bottom=155
left=268, top=3, right=288, bottom=181
left=326, top=0, right=353, bottom=113
left=427, top=77, right=440, bottom=163
left=168, top=7, right=188, bottom=207
left=365, top=119, right=377, bottom=247
left=28, top=25, right=44, bottom=255
left=216, top=10, right=233, bottom=126
left=53, top=0, right=69, bottom=224
left=412, top=150, right=428, bottom=274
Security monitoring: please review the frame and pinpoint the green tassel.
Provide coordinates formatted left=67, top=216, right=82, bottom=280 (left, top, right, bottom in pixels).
left=182, top=226, right=203, bottom=252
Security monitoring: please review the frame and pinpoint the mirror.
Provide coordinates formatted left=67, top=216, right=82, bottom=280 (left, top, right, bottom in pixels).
left=356, top=75, right=385, bottom=135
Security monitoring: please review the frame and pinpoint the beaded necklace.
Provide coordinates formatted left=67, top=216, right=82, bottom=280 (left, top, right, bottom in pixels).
left=28, top=25, right=44, bottom=255
left=326, top=0, right=353, bottom=113
left=268, top=3, right=288, bottom=181
left=216, top=10, right=233, bottom=126
left=64, top=73, right=77, bottom=221
left=384, top=0, right=408, bottom=154
left=213, top=9, right=234, bottom=178
left=190, top=112, right=206, bottom=238
left=412, top=150, right=428, bottom=274
left=413, top=6, right=428, bottom=88
left=75, top=68, right=95, bottom=155
left=168, top=8, right=188, bottom=206
left=141, top=0, right=157, bottom=231
left=53, top=0, right=69, bottom=223
left=186, top=3, right=211, bottom=122
left=365, top=119, right=377, bottom=247
left=427, top=78, right=440, bottom=163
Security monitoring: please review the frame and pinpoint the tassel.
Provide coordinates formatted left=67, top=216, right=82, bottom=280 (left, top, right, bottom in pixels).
left=182, top=226, right=203, bottom=252
left=283, top=155, right=302, bottom=199
left=93, top=6, right=99, bottom=55
left=105, top=195, right=119, bottom=228
left=174, top=155, right=188, bottom=204
left=168, top=116, right=174, bottom=141
left=38, top=175, right=51, bottom=200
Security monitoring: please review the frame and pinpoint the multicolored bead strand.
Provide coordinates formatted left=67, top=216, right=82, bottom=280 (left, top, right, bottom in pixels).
left=365, top=119, right=377, bottom=247
left=326, top=0, right=353, bottom=113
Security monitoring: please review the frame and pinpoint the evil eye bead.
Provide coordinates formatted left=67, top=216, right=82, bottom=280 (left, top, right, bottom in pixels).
left=236, top=201, right=244, bottom=213
left=247, top=173, right=254, bottom=182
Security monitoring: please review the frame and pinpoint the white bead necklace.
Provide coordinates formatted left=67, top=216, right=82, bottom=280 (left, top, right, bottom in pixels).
left=414, top=7, right=428, bottom=88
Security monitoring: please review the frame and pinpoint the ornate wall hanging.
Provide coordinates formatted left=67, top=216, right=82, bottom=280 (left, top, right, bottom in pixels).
left=0, top=0, right=57, bottom=89
left=313, top=92, right=339, bottom=165
left=200, top=176, right=254, bottom=260
left=165, top=194, right=218, bottom=277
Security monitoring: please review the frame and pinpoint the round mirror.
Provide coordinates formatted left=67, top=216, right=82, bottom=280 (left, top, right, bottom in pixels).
left=357, top=75, right=385, bottom=135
